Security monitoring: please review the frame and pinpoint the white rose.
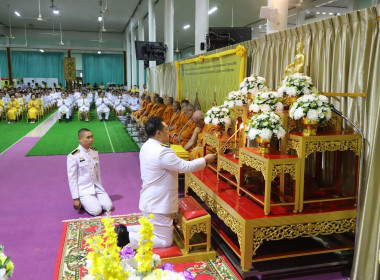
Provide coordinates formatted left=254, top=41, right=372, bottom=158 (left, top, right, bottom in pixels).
left=247, top=128, right=258, bottom=140
left=318, top=95, right=328, bottom=103
left=294, top=107, right=305, bottom=120
left=212, top=118, right=219, bottom=126
left=260, top=92, right=269, bottom=100
left=307, top=109, right=319, bottom=121
left=278, top=87, right=285, bottom=95
left=222, top=107, right=229, bottom=113
left=303, top=87, right=310, bottom=95
left=249, top=103, right=260, bottom=113
left=259, top=128, right=273, bottom=140
left=326, top=108, right=332, bottom=120
left=261, top=104, right=271, bottom=113
left=228, top=101, right=235, bottom=108
left=277, top=127, right=286, bottom=139
left=204, top=117, right=211, bottom=124
left=286, top=87, right=297, bottom=96
left=241, top=87, right=248, bottom=95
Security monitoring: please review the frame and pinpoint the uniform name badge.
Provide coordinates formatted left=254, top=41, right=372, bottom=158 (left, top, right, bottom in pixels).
left=80, top=157, right=85, bottom=162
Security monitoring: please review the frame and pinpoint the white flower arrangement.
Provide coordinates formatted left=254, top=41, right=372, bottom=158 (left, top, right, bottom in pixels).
left=204, top=105, right=231, bottom=127
left=0, top=245, right=14, bottom=280
left=245, top=111, right=286, bottom=141
left=249, top=91, right=284, bottom=113
left=240, top=75, right=268, bottom=96
left=277, top=73, right=318, bottom=97
left=223, top=90, right=249, bottom=108
left=289, top=93, right=332, bottom=125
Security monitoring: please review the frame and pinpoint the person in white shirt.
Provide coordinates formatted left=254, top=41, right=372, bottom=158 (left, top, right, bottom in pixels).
left=57, top=92, right=71, bottom=122
left=67, top=128, right=113, bottom=216
left=95, top=92, right=111, bottom=121
left=77, top=92, right=90, bottom=122
left=114, top=93, right=126, bottom=116
left=126, top=116, right=216, bottom=249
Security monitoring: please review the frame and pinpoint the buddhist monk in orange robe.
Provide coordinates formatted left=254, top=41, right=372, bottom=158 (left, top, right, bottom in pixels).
left=141, top=94, right=161, bottom=122
left=185, top=111, right=216, bottom=160
left=138, top=95, right=154, bottom=119
left=169, top=100, right=189, bottom=138
left=168, top=101, right=181, bottom=130
left=172, top=103, right=196, bottom=147
left=153, top=97, right=167, bottom=118
left=162, top=97, right=174, bottom=125
left=132, top=93, right=146, bottom=117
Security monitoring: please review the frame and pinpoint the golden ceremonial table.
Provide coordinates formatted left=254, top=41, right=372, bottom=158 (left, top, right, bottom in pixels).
left=186, top=169, right=356, bottom=271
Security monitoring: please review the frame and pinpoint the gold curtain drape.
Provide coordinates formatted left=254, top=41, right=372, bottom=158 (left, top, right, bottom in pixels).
left=153, top=5, right=380, bottom=278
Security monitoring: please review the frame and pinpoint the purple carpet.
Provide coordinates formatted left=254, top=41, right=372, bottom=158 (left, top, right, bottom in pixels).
left=0, top=137, right=347, bottom=280
left=0, top=137, right=141, bottom=280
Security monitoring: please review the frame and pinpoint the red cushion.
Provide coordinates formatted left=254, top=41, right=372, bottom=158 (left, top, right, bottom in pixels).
left=153, top=244, right=183, bottom=258
left=178, top=196, right=208, bottom=220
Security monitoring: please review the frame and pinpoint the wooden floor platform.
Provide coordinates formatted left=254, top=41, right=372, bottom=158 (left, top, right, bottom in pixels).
left=185, top=168, right=356, bottom=271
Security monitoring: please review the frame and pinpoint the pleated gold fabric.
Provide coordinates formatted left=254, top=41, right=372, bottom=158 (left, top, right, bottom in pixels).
left=153, top=6, right=380, bottom=278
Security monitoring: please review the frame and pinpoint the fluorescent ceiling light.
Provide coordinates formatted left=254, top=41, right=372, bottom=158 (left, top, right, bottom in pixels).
left=183, top=24, right=190, bottom=30
left=53, top=9, right=60, bottom=15
left=98, top=16, right=103, bottom=22
left=14, top=11, right=21, bottom=17
left=39, top=49, right=44, bottom=53
left=337, top=13, right=340, bottom=15
left=98, top=51, right=101, bottom=54
left=322, top=12, right=326, bottom=15
left=329, top=12, right=334, bottom=15
left=316, top=12, right=320, bottom=14
left=208, top=7, right=217, bottom=14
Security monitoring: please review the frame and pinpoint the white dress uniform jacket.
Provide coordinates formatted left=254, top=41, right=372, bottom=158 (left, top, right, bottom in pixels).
left=139, top=138, right=206, bottom=214
left=67, top=145, right=105, bottom=199
left=77, top=98, right=90, bottom=112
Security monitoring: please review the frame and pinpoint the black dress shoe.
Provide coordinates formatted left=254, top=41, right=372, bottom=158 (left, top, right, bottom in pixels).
left=59, top=119, right=62, bottom=123
left=115, top=224, right=130, bottom=247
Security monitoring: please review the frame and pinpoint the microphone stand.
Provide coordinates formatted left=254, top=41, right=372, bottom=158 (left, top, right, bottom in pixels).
left=332, top=107, right=365, bottom=247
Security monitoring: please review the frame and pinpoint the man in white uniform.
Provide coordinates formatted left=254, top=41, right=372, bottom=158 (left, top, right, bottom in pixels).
left=57, top=92, right=71, bottom=122
left=95, top=92, right=111, bottom=121
left=127, top=116, right=216, bottom=249
left=67, top=128, right=113, bottom=216
left=77, top=92, right=90, bottom=122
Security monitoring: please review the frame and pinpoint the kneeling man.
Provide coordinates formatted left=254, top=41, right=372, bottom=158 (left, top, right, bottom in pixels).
left=67, top=128, right=113, bottom=216
left=127, top=116, right=216, bottom=249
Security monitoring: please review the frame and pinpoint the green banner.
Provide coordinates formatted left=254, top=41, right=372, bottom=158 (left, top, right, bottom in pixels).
left=180, top=54, right=242, bottom=112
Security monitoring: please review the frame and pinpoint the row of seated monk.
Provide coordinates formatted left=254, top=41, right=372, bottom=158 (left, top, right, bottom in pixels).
left=131, top=94, right=216, bottom=160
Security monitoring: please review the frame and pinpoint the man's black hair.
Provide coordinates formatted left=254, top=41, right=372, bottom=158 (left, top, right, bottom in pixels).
left=181, top=99, right=189, bottom=105
left=157, top=97, right=164, bottom=104
left=78, top=128, right=91, bottom=138
left=145, top=116, right=164, bottom=138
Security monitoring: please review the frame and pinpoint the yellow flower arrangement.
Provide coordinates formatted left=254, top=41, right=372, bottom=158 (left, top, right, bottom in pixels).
left=85, top=216, right=128, bottom=279
left=135, top=214, right=155, bottom=274
left=236, top=45, right=246, bottom=58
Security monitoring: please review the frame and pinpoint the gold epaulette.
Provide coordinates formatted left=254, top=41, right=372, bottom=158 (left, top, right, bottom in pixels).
left=161, top=144, right=169, bottom=148
left=90, top=147, right=97, bottom=151
left=71, top=149, right=79, bottom=155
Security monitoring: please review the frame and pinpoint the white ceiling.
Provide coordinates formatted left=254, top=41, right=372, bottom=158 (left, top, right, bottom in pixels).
left=0, top=0, right=353, bottom=53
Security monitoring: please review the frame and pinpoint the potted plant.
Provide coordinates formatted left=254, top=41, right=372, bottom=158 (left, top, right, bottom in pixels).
left=245, top=111, right=286, bottom=153
left=249, top=90, right=284, bottom=113
left=224, top=90, right=249, bottom=108
left=240, top=75, right=268, bottom=99
left=277, top=73, right=318, bottom=104
left=205, top=105, right=232, bottom=136
left=289, top=93, right=332, bottom=136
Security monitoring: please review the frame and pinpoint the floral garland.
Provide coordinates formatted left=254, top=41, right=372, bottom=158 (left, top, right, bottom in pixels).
left=289, top=93, right=332, bottom=125
left=249, top=91, right=283, bottom=113
left=245, top=111, right=286, bottom=141
left=239, top=75, right=268, bottom=96
left=204, top=105, right=231, bottom=127
left=0, top=245, right=14, bottom=280
left=84, top=214, right=194, bottom=280
left=277, top=73, right=318, bottom=97
left=224, top=90, right=249, bottom=108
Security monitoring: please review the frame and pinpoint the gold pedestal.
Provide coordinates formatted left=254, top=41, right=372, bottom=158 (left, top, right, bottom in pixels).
left=257, top=137, right=271, bottom=153
left=302, top=118, right=318, bottom=136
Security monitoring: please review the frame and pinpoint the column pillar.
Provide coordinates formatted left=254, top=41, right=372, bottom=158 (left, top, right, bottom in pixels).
left=296, top=9, right=306, bottom=26
left=138, top=11, right=145, bottom=91
left=126, top=29, right=132, bottom=89
left=123, top=51, right=127, bottom=85
left=195, top=0, right=209, bottom=55
left=148, top=0, right=156, bottom=92
left=267, top=0, right=288, bottom=34
left=130, top=21, right=137, bottom=87
left=6, top=47, right=13, bottom=86
left=164, top=0, right=174, bottom=63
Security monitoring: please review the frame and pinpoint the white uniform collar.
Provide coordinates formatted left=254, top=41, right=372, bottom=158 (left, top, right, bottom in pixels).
left=78, top=144, right=90, bottom=153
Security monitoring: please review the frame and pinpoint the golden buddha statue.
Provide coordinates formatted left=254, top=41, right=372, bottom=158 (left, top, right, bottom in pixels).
left=283, top=40, right=305, bottom=79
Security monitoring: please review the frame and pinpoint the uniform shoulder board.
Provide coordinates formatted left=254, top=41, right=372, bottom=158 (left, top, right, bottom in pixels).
left=71, top=149, right=79, bottom=155
left=161, top=144, right=169, bottom=148
left=90, top=147, right=97, bottom=151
